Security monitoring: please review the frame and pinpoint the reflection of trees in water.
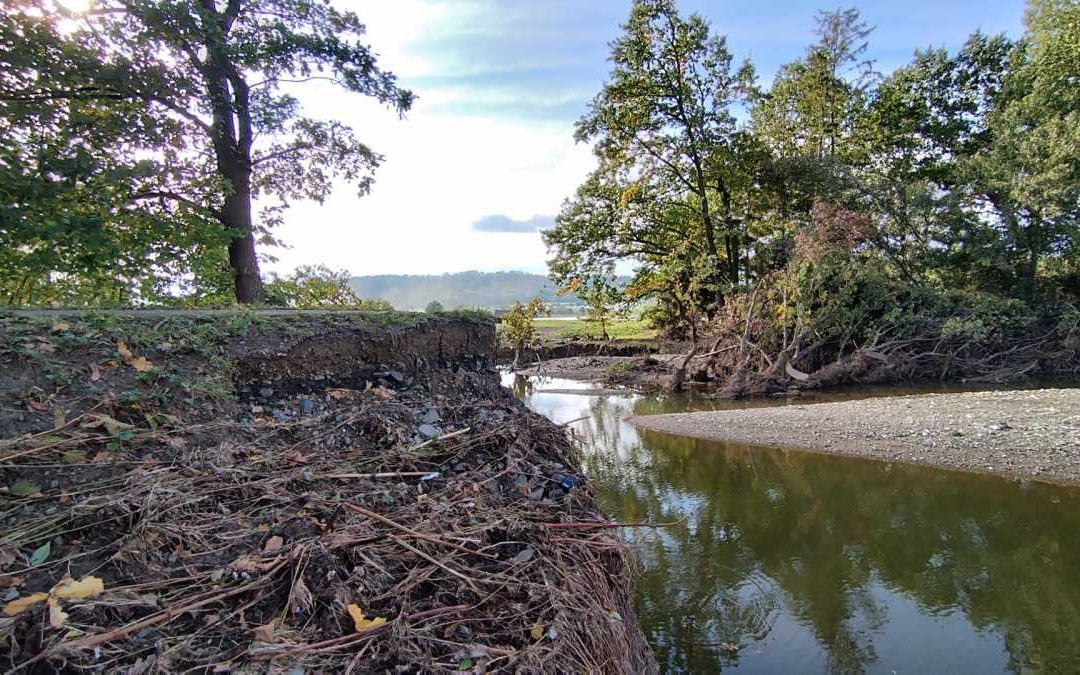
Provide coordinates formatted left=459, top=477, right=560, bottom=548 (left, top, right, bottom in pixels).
left=571, top=396, right=1080, bottom=673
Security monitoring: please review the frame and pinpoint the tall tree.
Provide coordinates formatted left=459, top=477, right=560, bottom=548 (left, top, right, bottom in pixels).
left=562, top=0, right=755, bottom=304
left=975, top=0, right=1080, bottom=298
left=1, top=0, right=413, bottom=303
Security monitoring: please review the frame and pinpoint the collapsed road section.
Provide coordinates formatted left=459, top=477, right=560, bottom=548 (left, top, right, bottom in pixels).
left=0, top=311, right=655, bottom=672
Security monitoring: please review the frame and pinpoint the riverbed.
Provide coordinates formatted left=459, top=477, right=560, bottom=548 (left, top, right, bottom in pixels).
left=506, top=373, right=1080, bottom=673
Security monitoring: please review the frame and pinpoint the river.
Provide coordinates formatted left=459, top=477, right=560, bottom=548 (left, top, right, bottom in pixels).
left=505, top=373, right=1080, bottom=673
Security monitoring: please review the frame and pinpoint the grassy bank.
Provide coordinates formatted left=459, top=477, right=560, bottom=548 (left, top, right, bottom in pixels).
left=530, top=318, right=657, bottom=342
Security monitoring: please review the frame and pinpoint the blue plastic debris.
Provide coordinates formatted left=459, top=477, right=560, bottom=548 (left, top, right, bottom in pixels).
left=555, top=473, right=583, bottom=490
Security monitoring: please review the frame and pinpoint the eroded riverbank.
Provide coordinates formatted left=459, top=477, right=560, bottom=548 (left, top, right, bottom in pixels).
left=0, top=312, right=654, bottom=672
left=631, top=388, right=1080, bottom=484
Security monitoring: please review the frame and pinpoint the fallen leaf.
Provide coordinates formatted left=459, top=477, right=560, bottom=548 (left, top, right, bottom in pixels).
left=82, top=414, right=133, bottom=435
left=0, top=576, right=24, bottom=589
left=9, top=481, right=42, bottom=498
left=129, top=356, right=154, bottom=373
left=47, top=597, right=68, bottom=628
left=262, top=536, right=284, bottom=554
left=89, top=364, right=102, bottom=382
left=327, top=388, right=350, bottom=400
left=51, top=322, right=70, bottom=333
left=28, top=542, right=51, bottom=567
left=53, top=406, right=67, bottom=430
left=290, top=575, right=313, bottom=615
left=285, top=451, right=310, bottom=464
left=2, top=592, right=48, bottom=616
left=117, top=341, right=134, bottom=360
left=232, top=556, right=279, bottom=573
left=346, top=604, right=387, bottom=633
left=25, top=397, right=50, bottom=412
left=531, top=622, right=545, bottom=641
left=256, top=524, right=271, bottom=533
left=51, top=575, right=105, bottom=600
left=61, top=450, right=88, bottom=465
left=251, top=621, right=277, bottom=643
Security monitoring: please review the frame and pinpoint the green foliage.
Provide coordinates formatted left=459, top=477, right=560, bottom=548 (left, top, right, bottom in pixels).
left=501, top=297, right=549, bottom=366
left=1, top=0, right=411, bottom=304
left=263, top=265, right=392, bottom=310
left=548, top=0, right=1080, bottom=339
left=547, top=0, right=757, bottom=312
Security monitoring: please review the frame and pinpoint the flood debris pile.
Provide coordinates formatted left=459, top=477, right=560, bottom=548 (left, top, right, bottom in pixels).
left=0, top=312, right=654, bottom=672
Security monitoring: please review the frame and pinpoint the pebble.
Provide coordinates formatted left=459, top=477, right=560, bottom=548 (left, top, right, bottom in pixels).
left=299, top=399, right=316, bottom=415
left=417, top=423, right=441, bottom=440
left=419, top=408, right=440, bottom=424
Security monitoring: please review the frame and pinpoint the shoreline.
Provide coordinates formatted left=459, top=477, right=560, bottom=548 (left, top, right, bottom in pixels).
left=629, top=388, right=1080, bottom=485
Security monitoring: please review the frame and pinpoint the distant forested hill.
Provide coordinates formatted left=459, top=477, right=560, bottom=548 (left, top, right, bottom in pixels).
left=348, top=271, right=577, bottom=312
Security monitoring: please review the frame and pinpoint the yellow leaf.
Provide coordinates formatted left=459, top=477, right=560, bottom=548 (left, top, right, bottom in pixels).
left=51, top=575, right=105, bottom=600
left=129, top=356, right=154, bottom=372
left=51, top=322, right=70, bottom=333
left=117, top=341, right=134, bottom=360
left=346, top=604, right=387, bottom=633
left=47, top=597, right=68, bottom=628
left=531, top=622, right=545, bottom=641
left=2, top=592, right=48, bottom=616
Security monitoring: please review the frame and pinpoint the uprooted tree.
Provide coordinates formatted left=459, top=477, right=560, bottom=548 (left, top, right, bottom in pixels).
left=546, top=0, right=1080, bottom=393
left=1, top=0, right=412, bottom=305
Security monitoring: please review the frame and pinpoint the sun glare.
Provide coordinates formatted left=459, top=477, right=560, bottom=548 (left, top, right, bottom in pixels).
left=56, top=0, right=91, bottom=13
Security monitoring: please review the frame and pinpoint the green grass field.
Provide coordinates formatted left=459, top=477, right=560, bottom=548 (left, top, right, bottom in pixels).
left=530, top=318, right=657, bottom=341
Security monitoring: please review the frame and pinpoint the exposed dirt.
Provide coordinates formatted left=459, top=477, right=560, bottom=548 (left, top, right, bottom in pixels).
left=499, top=339, right=658, bottom=365
left=0, top=311, right=654, bottom=673
left=516, top=354, right=693, bottom=390
left=631, top=388, right=1080, bottom=484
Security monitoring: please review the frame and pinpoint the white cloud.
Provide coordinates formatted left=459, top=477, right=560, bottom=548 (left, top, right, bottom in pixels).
left=264, top=1, right=596, bottom=277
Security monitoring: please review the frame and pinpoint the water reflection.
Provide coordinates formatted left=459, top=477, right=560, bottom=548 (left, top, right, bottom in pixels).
left=509, top=374, right=1080, bottom=673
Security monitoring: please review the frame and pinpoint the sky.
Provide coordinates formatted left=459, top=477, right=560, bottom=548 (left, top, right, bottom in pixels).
left=265, top=0, right=1026, bottom=278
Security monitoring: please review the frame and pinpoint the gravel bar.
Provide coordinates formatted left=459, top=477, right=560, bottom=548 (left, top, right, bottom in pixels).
left=630, top=388, right=1080, bottom=484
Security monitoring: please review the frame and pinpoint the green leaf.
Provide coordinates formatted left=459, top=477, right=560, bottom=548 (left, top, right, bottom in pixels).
left=62, top=449, right=88, bottom=464
left=458, top=658, right=473, bottom=670
left=28, top=541, right=51, bottom=567
left=9, top=480, right=42, bottom=497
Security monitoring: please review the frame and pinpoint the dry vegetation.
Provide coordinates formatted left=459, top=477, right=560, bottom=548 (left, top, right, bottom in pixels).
left=0, top=313, right=653, bottom=672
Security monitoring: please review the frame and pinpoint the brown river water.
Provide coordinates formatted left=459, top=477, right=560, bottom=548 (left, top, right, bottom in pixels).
left=505, top=374, right=1080, bottom=673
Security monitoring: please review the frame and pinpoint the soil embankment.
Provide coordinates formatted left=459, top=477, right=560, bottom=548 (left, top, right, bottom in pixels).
left=631, top=388, right=1080, bottom=484
left=0, top=311, right=654, bottom=672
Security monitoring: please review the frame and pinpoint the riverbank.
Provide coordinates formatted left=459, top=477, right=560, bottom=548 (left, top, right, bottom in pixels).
left=630, top=388, right=1080, bottom=484
left=0, top=311, right=654, bottom=672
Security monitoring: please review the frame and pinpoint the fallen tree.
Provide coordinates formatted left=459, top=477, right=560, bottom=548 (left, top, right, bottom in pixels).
left=673, top=254, right=1080, bottom=397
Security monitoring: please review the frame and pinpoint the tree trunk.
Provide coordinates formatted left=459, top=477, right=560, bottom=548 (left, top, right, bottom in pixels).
left=222, top=169, right=262, bottom=304
left=198, top=0, right=261, bottom=304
